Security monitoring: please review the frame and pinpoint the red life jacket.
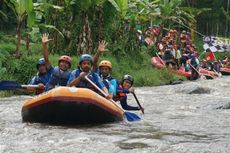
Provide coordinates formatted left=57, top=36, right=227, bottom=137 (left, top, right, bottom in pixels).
left=113, top=85, right=126, bottom=101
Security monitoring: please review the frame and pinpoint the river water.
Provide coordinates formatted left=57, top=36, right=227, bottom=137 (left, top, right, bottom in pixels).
left=0, top=77, right=230, bottom=153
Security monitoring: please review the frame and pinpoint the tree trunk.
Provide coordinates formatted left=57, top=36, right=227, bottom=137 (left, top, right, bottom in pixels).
left=216, top=23, right=219, bottom=36
left=190, top=21, right=196, bottom=42
left=97, top=5, right=104, bottom=41
left=15, top=20, right=22, bottom=58
left=225, top=0, right=230, bottom=37
left=77, top=12, right=92, bottom=54
left=26, top=34, right=30, bottom=55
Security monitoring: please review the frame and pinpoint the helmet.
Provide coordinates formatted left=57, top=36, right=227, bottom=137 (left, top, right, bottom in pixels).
left=169, top=29, right=174, bottom=33
left=36, top=58, right=46, bottom=69
left=79, top=54, right=93, bottom=64
left=182, top=30, right=186, bottom=33
left=153, top=24, right=160, bottom=28
left=59, top=55, right=72, bottom=67
left=137, top=30, right=142, bottom=34
left=122, top=74, right=134, bottom=85
left=99, top=60, right=112, bottom=69
left=173, top=29, right=177, bottom=33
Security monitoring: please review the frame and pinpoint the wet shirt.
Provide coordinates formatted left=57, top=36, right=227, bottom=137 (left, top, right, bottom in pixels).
left=29, top=66, right=54, bottom=85
left=45, top=67, right=71, bottom=91
left=67, top=69, right=105, bottom=90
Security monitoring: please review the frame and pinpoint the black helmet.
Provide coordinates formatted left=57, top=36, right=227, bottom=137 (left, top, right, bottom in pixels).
left=122, top=74, right=134, bottom=85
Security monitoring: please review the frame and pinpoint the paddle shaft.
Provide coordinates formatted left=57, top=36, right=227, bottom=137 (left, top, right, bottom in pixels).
left=188, top=63, right=202, bottom=76
left=21, top=85, right=40, bottom=88
left=85, top=75, right=141, bottom=122
left=156, top=53, right=166, bottom=67
left=132, top=93, right=144, bottom=114
left=84, top=76, right=125, bottom=112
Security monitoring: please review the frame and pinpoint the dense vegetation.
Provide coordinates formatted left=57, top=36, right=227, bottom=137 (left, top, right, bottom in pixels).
left=0, top=0, right=229, bottom=93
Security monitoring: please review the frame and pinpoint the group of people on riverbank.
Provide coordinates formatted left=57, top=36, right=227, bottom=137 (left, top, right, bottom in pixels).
left=27, top=34, right=144, bottom=112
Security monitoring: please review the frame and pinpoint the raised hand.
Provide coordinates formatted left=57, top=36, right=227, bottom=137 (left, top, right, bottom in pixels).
left=42, top=33, right=52, bottom=45
left=97, top=40, right=108, bottom=53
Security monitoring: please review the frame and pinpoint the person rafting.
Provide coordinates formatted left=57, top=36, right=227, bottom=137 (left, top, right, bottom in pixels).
left=67, top=41, right=109, bottom=99
left=97, top=60, right=117, bottom=99
left=27, top=33, right=54, bottom=94
left=43, top=33, right=72, bottom=91
left=189, top=54, right=199, bottom=80
left=163, top=45, right=176, bottom=69
left=211, top=61, right=221, bottom=73
left=114, top=75, right=144, bottom=112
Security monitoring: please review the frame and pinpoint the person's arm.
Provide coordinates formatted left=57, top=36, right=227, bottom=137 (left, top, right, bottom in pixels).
left=120, top=95, right=140, bottom=111
left=68, top=72, right=87, bottom=87
left=116, top=86, right=129, bottom=93
left=42, top=33, right=52, bottom=68
left=92, top=40, right=108, bottom=71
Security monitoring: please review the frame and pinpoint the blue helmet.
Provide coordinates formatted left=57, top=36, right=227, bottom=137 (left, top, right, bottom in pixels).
left=153, top=24, right=160, bottom=28
left=122, top=74, right=134, bottom=85
left=79, top=54, right=93, bottom=64
left=36, top=58, right=46, bottom=69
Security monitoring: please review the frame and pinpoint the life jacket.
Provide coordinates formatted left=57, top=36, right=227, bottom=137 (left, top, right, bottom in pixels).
left=113, top=84, right=127, bottom=101
left=190, top=56, right=199, bottom=67
left=29, top=66, right=54, bottom=94
left=29, top=66, right=54, bottom=85
left=101, top=75, right=114, bottom=90
left=163, top=49, right=174, bottom=61
left=74, top=69, right=99, bottom=92
left=31, top=73, right=50, bottom=86
left=46, top=67, right=70, bottom=90
left=180, top=34, right=186, bottom=43
left=145, top=37, right=153, bottom=46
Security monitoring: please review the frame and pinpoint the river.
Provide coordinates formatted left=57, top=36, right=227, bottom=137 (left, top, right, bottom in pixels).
left=0, top=77, right=230, bottom=153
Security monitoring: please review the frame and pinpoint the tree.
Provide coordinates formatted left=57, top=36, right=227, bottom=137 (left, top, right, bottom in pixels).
left=4, top=0, right=35, bottom=58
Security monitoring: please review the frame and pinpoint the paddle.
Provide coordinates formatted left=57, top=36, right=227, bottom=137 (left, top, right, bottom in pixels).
left=0, top=81, right=39, bottom=90
left=132, top=93, right=144, bottom=114
left=188, top=63, right=206, bottom=80
left=84, top=76, right=141, bottom=122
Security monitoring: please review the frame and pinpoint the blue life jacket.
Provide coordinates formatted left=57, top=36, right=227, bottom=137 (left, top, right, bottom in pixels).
left=190, top=56, right=199, bottom=67
left=101, top=75, right=114, bottom=89
left=46, top=67, right=71, bottom=91
left=29, top=66, right=54, bottom=85
left=67, top=69, right=105, bottom=91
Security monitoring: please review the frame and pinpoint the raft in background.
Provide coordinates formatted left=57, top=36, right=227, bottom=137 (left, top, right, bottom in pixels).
left=21, top=87, right=123, bottom=124
left=151, top=56, right=219, bottom=79
left=220, top=67, right=230, bottom=75
left=151, top=56, right=192, bottom=78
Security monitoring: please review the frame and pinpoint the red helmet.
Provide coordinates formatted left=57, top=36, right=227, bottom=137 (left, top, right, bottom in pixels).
left=58, top=55, right=72, bottom=67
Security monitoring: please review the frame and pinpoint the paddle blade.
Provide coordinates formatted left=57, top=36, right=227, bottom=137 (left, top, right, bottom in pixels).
left=124, top=111, right=141, bottom=122
left=0, top=81, right=21, bottom=90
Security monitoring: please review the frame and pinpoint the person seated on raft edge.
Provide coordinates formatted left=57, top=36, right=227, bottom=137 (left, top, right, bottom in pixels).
left=113, top=75, right=144, bottom=112
left=27, top=33, right=54, bottom=95
left=92, top=41, right=117, bottom=99
left=67, top=41, right=110, bottom=100
left=44, top=34, right=72, bottom=91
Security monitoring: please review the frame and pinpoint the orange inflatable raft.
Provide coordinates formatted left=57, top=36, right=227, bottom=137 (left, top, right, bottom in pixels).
left=151, top=56, right=192, bottom=78
left=21, top=87, right=123, bottom=124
